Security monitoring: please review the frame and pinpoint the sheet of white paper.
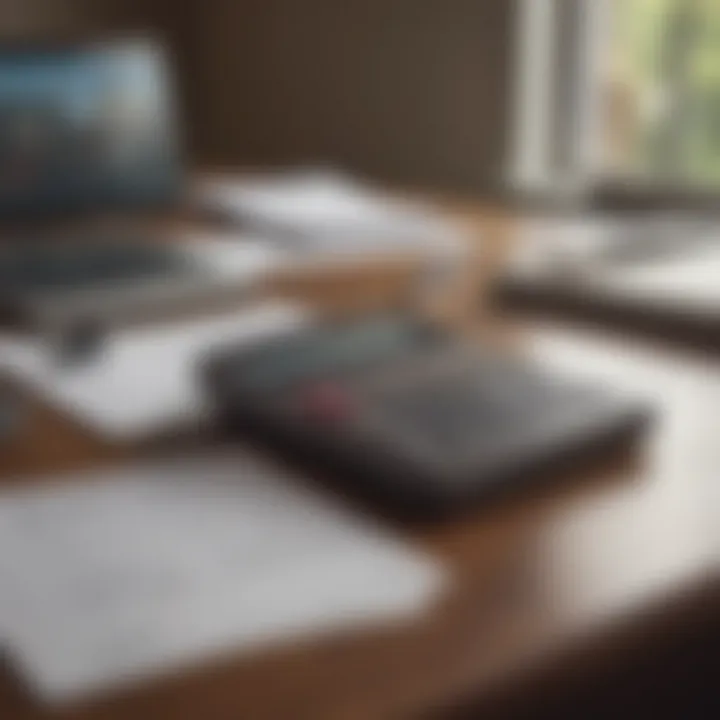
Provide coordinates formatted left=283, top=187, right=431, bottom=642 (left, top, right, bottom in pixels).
left=0, top=451, right=445, bottom=705
left=200, top=171, right=468, bottom=260
left=0, top=302, right=312, bottom=440
left=182, top=235, right=288, bottom=279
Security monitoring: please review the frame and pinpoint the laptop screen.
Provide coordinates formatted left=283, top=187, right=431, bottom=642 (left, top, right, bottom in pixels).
left=0, top=38, right=182, bottom=219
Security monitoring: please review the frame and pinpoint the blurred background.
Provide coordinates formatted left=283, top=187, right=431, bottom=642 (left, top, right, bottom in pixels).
left=0, top=1, right=673, bottom=198
left=2, top=0, right=716, bottom=205
left=0, top=2, right=716, bottom=718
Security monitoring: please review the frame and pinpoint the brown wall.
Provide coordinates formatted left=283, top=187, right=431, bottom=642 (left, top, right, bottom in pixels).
left=0, top=0, right=148, bottom=34
left=0, top=0, right=86, bottom=34
left=176, top=0, right=514, bottom=194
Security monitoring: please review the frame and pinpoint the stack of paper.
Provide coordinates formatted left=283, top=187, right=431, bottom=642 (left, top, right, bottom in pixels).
left=199, top=170, right=470, bottom=298
left=509, top=217, right=720, bottom=313
left=601, top=243, right=720, bottom=312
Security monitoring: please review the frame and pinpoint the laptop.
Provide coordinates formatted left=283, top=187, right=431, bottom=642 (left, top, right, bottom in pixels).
left=0, top=37, right=278, bottom=331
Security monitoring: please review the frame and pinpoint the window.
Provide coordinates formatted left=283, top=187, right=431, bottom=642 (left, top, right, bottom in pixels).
left=510, top=0, right=720, bottom=203
left=607, top=0, right=720, bottom=186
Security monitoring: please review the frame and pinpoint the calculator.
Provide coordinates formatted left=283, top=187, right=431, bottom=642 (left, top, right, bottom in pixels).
left=203, top=315, right=651, bottom=520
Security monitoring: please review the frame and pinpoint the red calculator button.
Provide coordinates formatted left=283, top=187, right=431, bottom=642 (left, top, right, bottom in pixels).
left=297, top=383, right=355, bottom=424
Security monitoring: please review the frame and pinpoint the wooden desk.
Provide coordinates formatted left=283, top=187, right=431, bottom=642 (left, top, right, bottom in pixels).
left=0, top=206, right=717, bottom=720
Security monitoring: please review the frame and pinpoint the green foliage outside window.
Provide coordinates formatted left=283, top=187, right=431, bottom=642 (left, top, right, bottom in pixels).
left=614, top=0, right=720, bottom=183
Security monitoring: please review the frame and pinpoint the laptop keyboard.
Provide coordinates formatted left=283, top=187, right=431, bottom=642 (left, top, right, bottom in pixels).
left=0, top=241, right=193, bottom=293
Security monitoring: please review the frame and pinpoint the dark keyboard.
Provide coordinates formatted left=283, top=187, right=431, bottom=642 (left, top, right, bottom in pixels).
left=375, top=366, right=575, bottom=454
left=212, top=316, right=440, bottom=394
left=207, top=314, right=651, bottom=518
left=0, top=241, right=193, bottom=293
